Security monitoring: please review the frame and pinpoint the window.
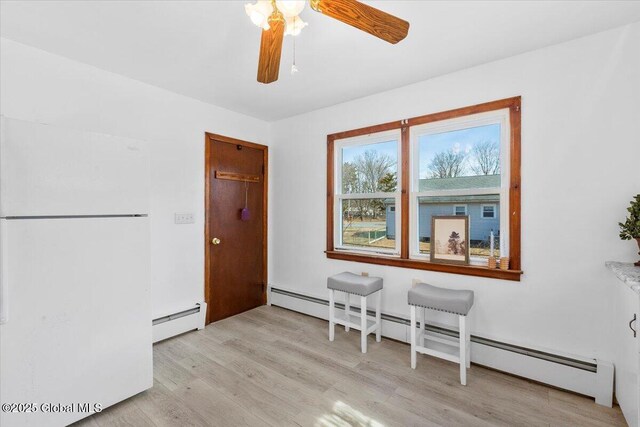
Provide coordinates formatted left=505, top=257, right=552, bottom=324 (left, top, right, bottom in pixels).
left=333, top=131, right=401, bottom=255
left=454, top=205, right=467, bottom=216
left=411, top=113, right=509, bottom=263
left=482, top=204, right=496, bottom=218
left=327, top=97, right=521, bottom=281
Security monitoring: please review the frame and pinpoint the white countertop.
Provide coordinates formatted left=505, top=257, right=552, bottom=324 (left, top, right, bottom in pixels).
left=606, top=261, right=640, bottom=294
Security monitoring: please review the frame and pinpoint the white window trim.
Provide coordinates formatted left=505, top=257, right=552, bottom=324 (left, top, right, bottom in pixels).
left=333, top=130, right=402, bottom=256
left=408, top=109, right=511, bottom=265
left=482, top=204, right=497, bottom=219
left=453, top=204, right=468, bottom=216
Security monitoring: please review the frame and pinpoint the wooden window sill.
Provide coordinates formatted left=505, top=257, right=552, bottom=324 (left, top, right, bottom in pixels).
left=325, top=251, right=523, bottom=281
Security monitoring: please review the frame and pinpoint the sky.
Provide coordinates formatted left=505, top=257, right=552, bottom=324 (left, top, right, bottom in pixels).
left=342, top=140, right=398, bottom=174
left=340, top=123, right=501, bottom=179
left=419, top=123, right=501, bottom=178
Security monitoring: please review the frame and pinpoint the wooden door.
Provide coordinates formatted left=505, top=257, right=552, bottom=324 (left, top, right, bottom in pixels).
left=205, top=133, right=268, bottom=324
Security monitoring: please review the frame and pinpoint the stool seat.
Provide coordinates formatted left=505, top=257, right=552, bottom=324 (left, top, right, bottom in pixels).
left=408, top=283, right=474, bottom=316
left=328, top=272, right=383, bottom=296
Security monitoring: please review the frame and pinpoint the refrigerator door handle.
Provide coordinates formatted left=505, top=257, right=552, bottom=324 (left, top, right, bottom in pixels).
left=0, top=219, right=7, bottom=324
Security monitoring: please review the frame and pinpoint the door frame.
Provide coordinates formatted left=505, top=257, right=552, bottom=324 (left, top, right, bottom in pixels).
left=204, top=132, right=268, bottom=325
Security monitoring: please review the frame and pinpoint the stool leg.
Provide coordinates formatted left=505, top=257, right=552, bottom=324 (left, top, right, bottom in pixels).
left=459, top=315, right=467, bottom=385
left=410, top=305, right=417, bottom=369
left=419, top=307, right=426, bottom=346
left=345, top=293, right=350, bottom=332
left=375, top=290, right=382, bottom=342
left=466, top=313, right=471, bottom=369
left=360, top=295, right=367, bottom=353
left=329, top=289, right=335, bottom=342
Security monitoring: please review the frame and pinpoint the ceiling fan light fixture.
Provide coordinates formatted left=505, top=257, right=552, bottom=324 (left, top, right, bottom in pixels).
left=275, top=0, right=306, bottom=19
left=284, top=15, right=308, bottom=36
left=245, top=1, right=274, bottom=30
left=253, top=0, right=409, bottom=84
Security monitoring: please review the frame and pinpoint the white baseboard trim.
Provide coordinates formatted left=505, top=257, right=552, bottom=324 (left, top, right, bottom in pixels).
left=152, top=302, right=206, bottom=343
left=269, top=285, right=613, bottom=407
left=472, top=342, right=613, bottom=407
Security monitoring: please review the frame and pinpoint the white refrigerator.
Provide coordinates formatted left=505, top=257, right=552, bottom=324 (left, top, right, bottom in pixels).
left=0, top=118, right=153, bottom=427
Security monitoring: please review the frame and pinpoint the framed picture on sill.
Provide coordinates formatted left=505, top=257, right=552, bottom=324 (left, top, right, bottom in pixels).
left=430, top=215, right=470, bottom=265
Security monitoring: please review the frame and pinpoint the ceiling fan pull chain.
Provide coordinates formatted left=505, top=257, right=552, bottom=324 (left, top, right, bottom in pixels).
left=291, top=16, right=299, bottom=75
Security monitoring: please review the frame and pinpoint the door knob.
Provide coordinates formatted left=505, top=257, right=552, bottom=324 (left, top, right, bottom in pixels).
left=211, top=238, right=221, bottom=245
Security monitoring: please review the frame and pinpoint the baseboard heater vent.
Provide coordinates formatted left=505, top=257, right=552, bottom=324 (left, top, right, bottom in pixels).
left=153, top=306, right=201, bottom=326
left=269, top=286, right=612, bottom=406
left=152, top=302, right=206, bottom=343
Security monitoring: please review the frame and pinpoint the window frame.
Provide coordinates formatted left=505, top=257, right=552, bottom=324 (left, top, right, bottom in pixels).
left=453, top=205, right=468, bottom=216
left=326, top=97, right=522, bottom=281
left=332, top=130, right=402, bottom=256
left=409, top=109, right=510, bottom=266
left=482, top=204, right=497, bottom=219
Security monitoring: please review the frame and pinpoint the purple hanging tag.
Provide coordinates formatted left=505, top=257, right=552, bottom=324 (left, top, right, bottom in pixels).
left=240, top=182, right=250, bottom=221
left=240, top=207, right=250, bottom=221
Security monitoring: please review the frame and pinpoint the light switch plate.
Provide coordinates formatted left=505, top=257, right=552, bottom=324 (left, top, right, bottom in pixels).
left=175, top=213, right=195, bottom=224
left=412, top=278, right=421, bottom=287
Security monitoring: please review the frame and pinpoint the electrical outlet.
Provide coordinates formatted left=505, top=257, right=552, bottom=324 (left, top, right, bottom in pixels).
left=361, top=272, right=369, bottom=277
left=175, top=213, right=195, bottom=224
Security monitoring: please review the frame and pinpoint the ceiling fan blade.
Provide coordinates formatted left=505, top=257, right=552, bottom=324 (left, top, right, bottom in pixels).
left=257, top=11, right=285, bottom=84
left=311, top=0, right=409, bottom=44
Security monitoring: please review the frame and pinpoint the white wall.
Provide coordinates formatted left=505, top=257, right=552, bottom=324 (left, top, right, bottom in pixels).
left=0, top=38, right=270, bottom=319
left=270, top=23, right=640, bottom=360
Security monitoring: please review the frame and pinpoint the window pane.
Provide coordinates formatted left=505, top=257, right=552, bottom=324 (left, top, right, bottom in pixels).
left=454, top=206, right=466, bottom=215
left=417, top=196, right=501, bottom=258
left=342, top=140, right=398, bottom=194
left=483, top=205, right=495, bottom=218
left=418, top=124, right=501, bottom=190
left=341, top=199, right=395, bottom=250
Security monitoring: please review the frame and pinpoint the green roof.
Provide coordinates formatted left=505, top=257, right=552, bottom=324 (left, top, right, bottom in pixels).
left=419, top=174, right=501, bottom=192
left=384, top=193, right=499, bottom=204
left=423, top=194, right=499, bottom=203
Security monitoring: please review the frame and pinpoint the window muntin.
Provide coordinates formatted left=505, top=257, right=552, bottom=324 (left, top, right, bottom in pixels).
left=410, top=110, right=510, bottom=265
left=334, top=130, right=401, bottom=255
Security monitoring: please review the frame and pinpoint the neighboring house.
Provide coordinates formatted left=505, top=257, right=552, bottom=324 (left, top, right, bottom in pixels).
left=386, top=175, right=500, bottom=243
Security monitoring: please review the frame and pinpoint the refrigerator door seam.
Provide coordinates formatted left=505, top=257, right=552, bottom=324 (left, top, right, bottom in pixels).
left=2, top=214, right=148, bottom=220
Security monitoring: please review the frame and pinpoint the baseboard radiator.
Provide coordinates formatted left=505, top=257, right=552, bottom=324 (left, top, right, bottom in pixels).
left=152, top=302, right=207, bottom=343
left=269, top=286, right=613, bottom=407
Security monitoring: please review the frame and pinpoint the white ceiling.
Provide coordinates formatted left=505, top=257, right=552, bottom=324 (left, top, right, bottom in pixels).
left=2, top=1, right=640, bottom=121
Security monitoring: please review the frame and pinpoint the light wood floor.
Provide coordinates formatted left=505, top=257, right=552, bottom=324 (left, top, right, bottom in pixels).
left=73, top=305, right=626, bottom=427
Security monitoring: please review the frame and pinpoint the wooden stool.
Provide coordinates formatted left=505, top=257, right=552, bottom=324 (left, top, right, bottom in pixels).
left=327, top=272, right=383, bottom=353
left=408, top=283, right=474, bottom=385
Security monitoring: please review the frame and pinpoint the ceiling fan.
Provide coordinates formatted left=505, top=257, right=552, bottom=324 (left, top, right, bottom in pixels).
left=245, top=0, right=410, bottom=84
